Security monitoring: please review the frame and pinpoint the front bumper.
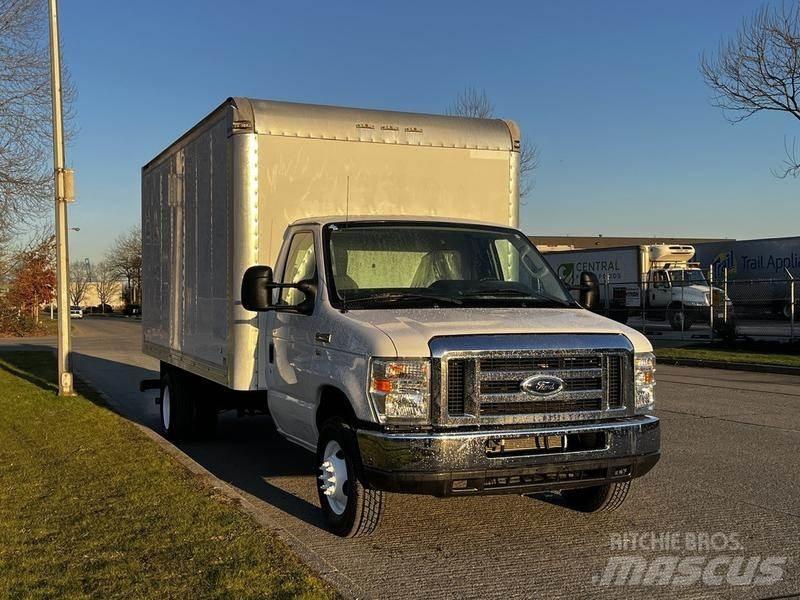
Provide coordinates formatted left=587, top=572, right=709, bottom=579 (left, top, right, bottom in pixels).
left=357, top=415, right=660, bottom=496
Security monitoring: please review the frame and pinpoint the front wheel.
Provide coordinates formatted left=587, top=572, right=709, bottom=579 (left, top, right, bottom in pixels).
left=667, top=306, right=692, bottom=331
left=316, top=419, right=384, bottom=537
left=561, top=481, right=631, bottom=513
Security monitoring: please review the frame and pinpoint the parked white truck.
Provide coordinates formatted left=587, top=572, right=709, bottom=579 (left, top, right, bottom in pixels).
left=544, top=244, right=729, bottom=330
left=141, top=98, right=660, bottom=537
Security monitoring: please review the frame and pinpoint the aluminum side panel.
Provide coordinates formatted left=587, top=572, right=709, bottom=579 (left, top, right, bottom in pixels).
left=142, top=112, right=232, bottom=385
left=256, top=135, right=515, bottom=267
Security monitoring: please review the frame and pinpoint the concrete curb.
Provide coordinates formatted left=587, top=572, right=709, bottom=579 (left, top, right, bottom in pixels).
left=659, top=357, right=800, bottom=376
left=69, top=363, right=369, bottom=600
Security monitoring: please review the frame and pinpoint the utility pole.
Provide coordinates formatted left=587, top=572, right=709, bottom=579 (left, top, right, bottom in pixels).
left=49, top=0, right=76, bottom=396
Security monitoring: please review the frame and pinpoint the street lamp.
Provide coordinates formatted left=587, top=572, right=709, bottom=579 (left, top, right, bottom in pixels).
left=49, top=227, right=80, bottom=321
left=48, top=0, right=76, bottom=396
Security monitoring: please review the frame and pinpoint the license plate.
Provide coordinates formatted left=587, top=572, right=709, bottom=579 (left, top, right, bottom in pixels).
left=486, top=434, right=566, bottom=455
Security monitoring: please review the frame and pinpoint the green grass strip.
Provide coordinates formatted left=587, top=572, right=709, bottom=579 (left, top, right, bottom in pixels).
left=0, top=351, right=336, bottom=600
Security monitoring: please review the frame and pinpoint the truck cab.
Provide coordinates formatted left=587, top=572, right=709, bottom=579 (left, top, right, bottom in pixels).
left=643, top=246, right=729, bottom=330
left=239, top=217, right=660, bottom=536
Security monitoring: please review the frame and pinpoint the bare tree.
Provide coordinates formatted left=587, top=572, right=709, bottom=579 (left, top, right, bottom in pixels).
left=0, top=0, right=75, bottom=231
left=68, top=260, right=90, bottom=307
left=446, top=87, right=496, bottom=119
left=700, top=3, right=800, bottom=177
left=106, top=226, right=142, bottom=306
left=93, top=260, right=120, bottom=312
left=446, top=87, right=540, bottom=198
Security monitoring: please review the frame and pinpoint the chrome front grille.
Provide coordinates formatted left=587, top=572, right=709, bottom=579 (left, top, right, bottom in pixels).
left=438, top=346, right=630, bottom=426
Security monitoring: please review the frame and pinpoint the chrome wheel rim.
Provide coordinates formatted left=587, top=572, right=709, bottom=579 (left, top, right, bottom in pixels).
left=319, top=440, right=348, bottom=515
left=162, top=386, right=171, bottom=431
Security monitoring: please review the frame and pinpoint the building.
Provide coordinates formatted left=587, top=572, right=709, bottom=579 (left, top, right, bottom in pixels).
left=78, top=281, right=126, bottom=310
left=530, top=235, right=729, bottom=253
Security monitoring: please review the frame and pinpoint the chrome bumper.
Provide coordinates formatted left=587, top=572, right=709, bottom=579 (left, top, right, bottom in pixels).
left=357, top=416, right=660, bottom=496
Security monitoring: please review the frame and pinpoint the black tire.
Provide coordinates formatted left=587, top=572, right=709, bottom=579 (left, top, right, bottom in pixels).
left=184, top=373, right=218, bottom=440
left=783, top=303, right=793, bottom=320
left=160, top=368, right=218, bottom=441
left=160, top=369, right=194, bottom=440
left=667, top=306, right=692, bottom=331
left=561, top=481, right=630, bottom=513
left=316, top=419, right=384, bottom=538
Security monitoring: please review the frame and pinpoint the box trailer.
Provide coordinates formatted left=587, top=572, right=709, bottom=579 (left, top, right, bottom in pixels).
left=693, top=237, right=800, bottom=318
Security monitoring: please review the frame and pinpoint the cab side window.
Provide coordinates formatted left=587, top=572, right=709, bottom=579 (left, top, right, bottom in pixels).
left=281, top=232, right=316, bottom=306
left=652, top=270, right=669, bottom=288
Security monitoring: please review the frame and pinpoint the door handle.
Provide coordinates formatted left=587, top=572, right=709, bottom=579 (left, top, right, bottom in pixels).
left=315, top=332, right=331, bottom=344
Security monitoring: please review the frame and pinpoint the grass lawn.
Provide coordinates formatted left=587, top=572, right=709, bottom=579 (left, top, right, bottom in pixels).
left=656, top=346, right=800, bottom=368
left=0, top=318, right=60, bottom=338
left=0, top=352, right=336, bottom=600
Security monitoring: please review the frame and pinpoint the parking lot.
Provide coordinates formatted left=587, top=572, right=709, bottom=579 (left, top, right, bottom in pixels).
left=4, top=317, right=798, bottom=599
left=616, top=316, right=798, bottom=343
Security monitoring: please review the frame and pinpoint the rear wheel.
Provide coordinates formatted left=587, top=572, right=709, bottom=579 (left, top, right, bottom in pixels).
left=160, top=370, right=193, bottom=440
left=160, top=367, right=217, bottom=441
left=316, top=419, right=384, bottom=537
left=561, top=481, right=631, bottom=513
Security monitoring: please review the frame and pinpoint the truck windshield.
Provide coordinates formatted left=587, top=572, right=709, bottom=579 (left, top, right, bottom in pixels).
left=325, top=223, right=577, bottom=309
left=668, top=269, right=707, bottom=286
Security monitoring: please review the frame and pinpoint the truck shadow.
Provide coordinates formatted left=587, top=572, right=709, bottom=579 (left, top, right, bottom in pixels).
left=67, top=352, right=328, bottom=532
left=180, top=417, right=326, bottom=530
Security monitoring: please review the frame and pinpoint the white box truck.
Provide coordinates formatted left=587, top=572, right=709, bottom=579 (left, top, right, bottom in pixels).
left=544, top=244, right=730, bottom=330
left=141, top=98, right=659, bottom=537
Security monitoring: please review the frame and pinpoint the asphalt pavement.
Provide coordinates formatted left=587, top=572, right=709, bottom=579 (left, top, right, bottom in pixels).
left=2, top=317, right=798, bottom=599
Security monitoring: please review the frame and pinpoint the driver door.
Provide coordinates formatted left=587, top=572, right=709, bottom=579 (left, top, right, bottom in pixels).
left=649, top=270, right=671, bottom=308
left=266, top=230, right=319, bottom=447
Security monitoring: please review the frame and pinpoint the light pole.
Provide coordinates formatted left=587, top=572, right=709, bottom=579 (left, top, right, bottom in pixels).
left=48, top=0, right=76, bottom=396
left=49, top=227, right=79, bottom=320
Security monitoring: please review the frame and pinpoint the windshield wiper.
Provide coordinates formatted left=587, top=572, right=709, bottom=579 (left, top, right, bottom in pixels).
left=461, top=288, right=572, bottom=307
left=346, top=292, right=463, bottom=306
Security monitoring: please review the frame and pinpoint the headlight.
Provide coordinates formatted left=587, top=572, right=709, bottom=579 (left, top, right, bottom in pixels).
left=369, top=359, right=430, bottom=423
left=634, top=352, right=656, bottom=413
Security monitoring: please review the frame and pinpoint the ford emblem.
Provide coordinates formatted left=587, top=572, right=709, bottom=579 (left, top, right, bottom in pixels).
left=521, top=375, right=564, bottom=396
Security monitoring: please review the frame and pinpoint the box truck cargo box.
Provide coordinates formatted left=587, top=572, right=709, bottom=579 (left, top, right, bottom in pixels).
left=142, top=98, right=520, bottom=390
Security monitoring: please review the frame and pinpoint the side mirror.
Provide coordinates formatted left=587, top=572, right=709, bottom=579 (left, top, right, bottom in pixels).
left=579, top=271, right=600, bottom=311
left=241, top=265, right=317, bottom=315
left=241, top=265, right=274, bottom=311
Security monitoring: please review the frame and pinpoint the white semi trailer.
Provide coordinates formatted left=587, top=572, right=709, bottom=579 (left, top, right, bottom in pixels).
left=544, top=244, right=729, bottom=330
left=141, top=98, right=660, bottom=537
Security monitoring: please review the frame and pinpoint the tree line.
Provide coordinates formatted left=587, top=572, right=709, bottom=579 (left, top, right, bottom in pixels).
left=67, top=226, right=142, bottom=310
left=0, top=226, right=141, bottom=335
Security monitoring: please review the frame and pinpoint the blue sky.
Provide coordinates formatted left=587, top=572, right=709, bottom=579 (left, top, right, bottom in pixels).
left=60, top=0, right=798, bottom=263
